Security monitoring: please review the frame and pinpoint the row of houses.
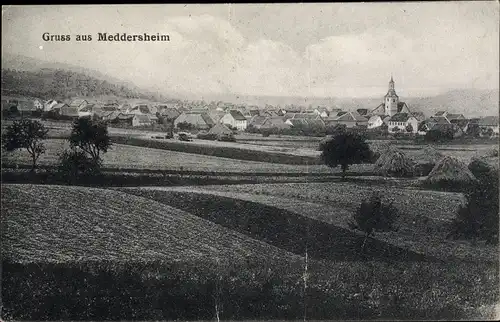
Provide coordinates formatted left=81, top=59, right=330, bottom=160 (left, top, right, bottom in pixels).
left=3, top=91, right=499, bottom=137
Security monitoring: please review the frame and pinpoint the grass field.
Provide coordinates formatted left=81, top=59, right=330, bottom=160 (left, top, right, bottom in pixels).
left=1, top=139, right=339, bottom=173
left=1, top=184, right=302, bottom=264
left=2, top=183, right=498, bottom=320
left=120, top=184, right=497, bottom=263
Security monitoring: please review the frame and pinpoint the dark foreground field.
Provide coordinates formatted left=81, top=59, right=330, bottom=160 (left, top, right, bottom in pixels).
left=1, top=184, right=499, bottom=320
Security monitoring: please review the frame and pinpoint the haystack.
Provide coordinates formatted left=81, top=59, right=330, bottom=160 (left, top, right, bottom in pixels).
left=375, top=146, right=416, bottom=177
left=425, top=156, right=476, bottom=185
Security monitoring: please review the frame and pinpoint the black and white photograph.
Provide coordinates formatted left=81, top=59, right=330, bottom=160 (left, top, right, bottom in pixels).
left=1, top=3, right=499, bottom=321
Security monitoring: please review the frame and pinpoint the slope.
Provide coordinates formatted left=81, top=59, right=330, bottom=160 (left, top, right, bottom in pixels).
left=1, top=184, right=302, bottom=264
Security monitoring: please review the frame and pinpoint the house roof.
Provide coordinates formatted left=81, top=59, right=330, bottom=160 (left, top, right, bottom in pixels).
left=446, top=113, right=465, bottom=121
left=397, top=102, right=411, bottom=113
left=356, top=108, right=369, bottom=116
left=450, top=119, right=470, bottom=128
left=61, top=106, right=79, bottom=116
left=249, top=115, right=268, bottom=127
left=430, top=116, right=451, bottom=124
left=336, top=112, right=367, bottom=122
left=371, top=103, right=386, bottom=115
left=160, top=108, right=181, bottom=120
left=478, top=116, right=499, bottom=126
left=69, top=99, right=88, bottom=107
left=52, top=103, right=68, bottom=110
left=411, top=111, right=426, bottom=121
left=229, top=110, right=247, bottom=121
left=133, top=114, right=151, bottom=123
left=389, top=113, right=414, bottom=122
left=435, top=111, right=447, bottom=116
left=208, top=123, right=233, bottom=135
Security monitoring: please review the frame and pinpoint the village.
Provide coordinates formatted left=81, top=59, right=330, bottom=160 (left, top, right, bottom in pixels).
left=2, top=77, right=499, bottom=142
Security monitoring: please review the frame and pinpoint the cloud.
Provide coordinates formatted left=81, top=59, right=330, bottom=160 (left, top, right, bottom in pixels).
left=2, top=6, right=498, bottom=98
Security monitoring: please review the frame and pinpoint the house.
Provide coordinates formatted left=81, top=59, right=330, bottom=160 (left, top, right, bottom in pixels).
left=220, top=110, right=248, bottom=130
left=478, top=116, right=499, bottom=135
left=118, top=103, right=132, bottom=111
left=356, top=108, right=369, bottom=116
left=367, top=115, right=384, bottom=129
left=17, top=100, right=36, bottom=113
left=450, top=119, right=470, bottom=133
left=60, top=105, right=79, bottom=118
left=69, top=99, right=89, bottom=111
left=33, top=99, right=44, bottom=110
left=327, top=112, right=368, bottom=128
left=248, top=115, right=268, bottom=129
left=132, top=114, right=152, bottom=127
left=174, top=112, right=215, bottom=130
left=446, top=113, right=466, bottom=122
left=44, top=99, right=59, bottom=111
left=260, top=116, right=291, bottom=130
left=387, top=113, right=419, bottom=133
left=411, top=111, right=426, bottom=122
left=208, top=110, right=226, bottom=124
left=110, top=113, right=134, bottom=126
left=429, top=123, right=464, bottom=138
left=429, top=116, right=451, bottom=125
left=127, top=104, right=150, bottom=115
left=159, top=108, right=181, bottom=121
left=208, top=123, right=233, bottom=136
left=313, top=107, right=330, bottom=118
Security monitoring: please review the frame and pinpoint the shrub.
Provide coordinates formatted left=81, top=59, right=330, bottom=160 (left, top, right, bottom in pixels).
left=58, top=149, right=101, bottom=184
left=448, top=169, right=499, bottom=245
left=348, top=194, right=400, bottom=252
left=218, top=134, right=236, bottom=142
left=197, top=133, right=218, bottom=140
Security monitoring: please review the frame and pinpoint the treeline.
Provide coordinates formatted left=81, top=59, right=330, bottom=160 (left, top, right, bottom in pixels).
left=1, top=68, right=161, bottom=101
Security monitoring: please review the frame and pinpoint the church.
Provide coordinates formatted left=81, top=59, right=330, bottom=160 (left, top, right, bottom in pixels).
left=370, top=76, right=411, bottom=117
left=368, top=76, right=420, bottom=133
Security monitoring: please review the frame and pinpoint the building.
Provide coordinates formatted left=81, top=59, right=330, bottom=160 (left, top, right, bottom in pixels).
left=208, top=123, right=233, bottom=136
left=478, top=116, right=499, bottom=135
left=44, top=99, right=59, bottom=111
left=371, top=77, right=412, bottom=117
left=33, top=99, right=44, bottom=110
left=132, top=114, right=152, bottom=127
left=220, top=110, right=248, bottom=130
left=387, top=113, right=419, bottom=133
left=69, top=99, right=89, bottom=111
left=127, top=104, right=150, bottom=115
left=367, top=115, right=384, bottom=129
left=327, top=111, right=368, bottom=128
left=174, top=112, right=215, bottom=130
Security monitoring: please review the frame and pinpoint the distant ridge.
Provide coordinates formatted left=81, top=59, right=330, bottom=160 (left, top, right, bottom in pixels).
left=1, top=53, right=498, bottom=117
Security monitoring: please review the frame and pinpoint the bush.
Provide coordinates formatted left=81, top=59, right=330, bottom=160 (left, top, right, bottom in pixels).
left=448, top=164, right=499, bottom=245
left=218, top=134, right=236, bottom=142
left=58, top=149, right=101, bottom=184
left=349, top=194, right=400, bottom=252
left=197, top=133, right=218, bottom=140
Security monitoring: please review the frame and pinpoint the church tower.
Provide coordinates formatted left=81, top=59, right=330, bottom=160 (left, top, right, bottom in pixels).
left=384, top=76, right=399, bottom=116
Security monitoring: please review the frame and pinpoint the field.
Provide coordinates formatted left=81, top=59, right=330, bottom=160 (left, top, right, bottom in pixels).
left=120, top=184, right=496, bottom=263
left=1, top=138, right=338, bottom=173
left=2, top=183, right=498, bottom=320
left=1, top=184, right=301, bottom=264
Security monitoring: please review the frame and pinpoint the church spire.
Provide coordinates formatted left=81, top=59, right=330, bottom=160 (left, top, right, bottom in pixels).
left=389, top=75, right=395, bottom=91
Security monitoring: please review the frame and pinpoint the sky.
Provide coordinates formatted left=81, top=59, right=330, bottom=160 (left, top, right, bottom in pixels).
left=1, top=3, right=499, bottom=98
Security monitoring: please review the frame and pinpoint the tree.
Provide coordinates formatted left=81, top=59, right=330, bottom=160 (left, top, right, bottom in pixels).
left=1, top=119, right=48, bottom=172
left=69, top=118, right=111, bottom=165
left=58, top=149, right=100, bottom=184
left=319, top=131, right=371, bottom=179
left=348, top=194, right=400, bottom=252
left=448, top=161, right=499, bottom=245
left=405, top=124, right=413, bottom=133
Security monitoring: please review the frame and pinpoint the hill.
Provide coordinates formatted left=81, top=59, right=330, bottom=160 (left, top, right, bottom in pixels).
left=1, top=68, right=164, bottom=102
left=1, top=184, right=301, bottom=264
